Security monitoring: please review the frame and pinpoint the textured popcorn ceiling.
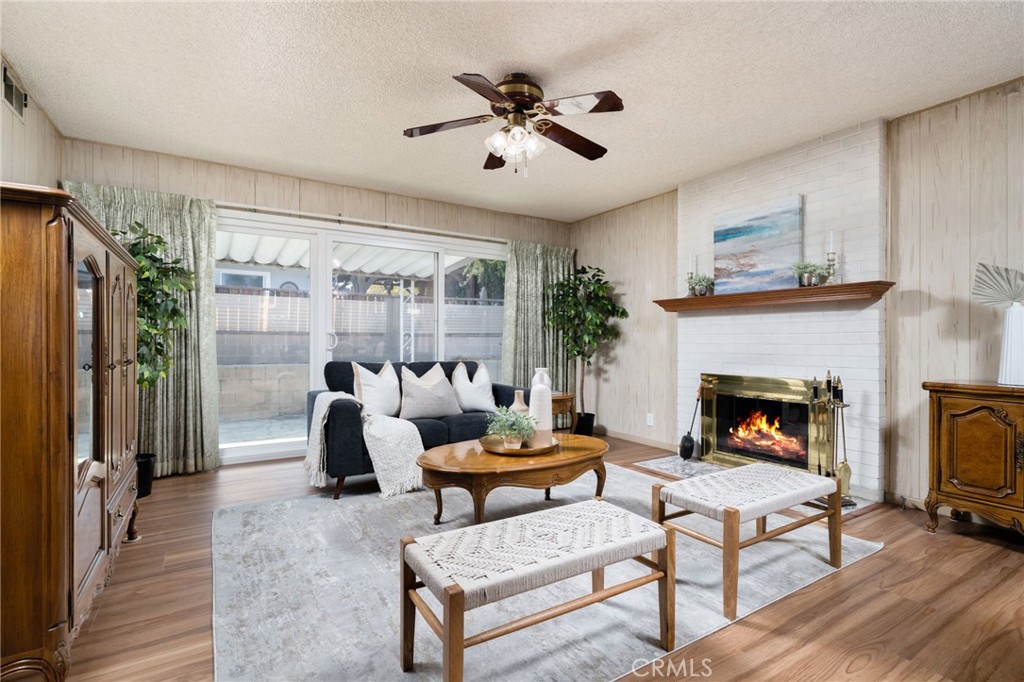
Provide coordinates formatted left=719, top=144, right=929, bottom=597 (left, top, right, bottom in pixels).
left=2, top=2, right=1021, bottom=222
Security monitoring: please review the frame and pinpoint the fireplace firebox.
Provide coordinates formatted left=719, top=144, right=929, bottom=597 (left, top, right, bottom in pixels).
left=700, top=373, right=831, bottom=474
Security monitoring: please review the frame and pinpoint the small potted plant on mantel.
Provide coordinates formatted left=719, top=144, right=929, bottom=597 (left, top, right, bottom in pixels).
left=793, top=261, right=830, bottom=287
left=688, top=273, right=715, bottom=296
left=486, top=407, right=537, bottom=449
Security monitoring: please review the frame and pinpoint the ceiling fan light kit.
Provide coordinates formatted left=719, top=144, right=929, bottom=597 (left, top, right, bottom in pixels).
left=403, top=72, right=623, bottom=174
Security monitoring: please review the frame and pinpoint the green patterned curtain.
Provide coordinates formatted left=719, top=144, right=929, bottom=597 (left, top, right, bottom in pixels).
left=63, top=181, right=220, bottom=477
left=501, top=240, right=576, bottom=394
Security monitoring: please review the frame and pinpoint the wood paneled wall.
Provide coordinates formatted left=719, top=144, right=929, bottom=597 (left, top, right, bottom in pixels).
left=887, top=78, right=1023, bottom=502
left=570, top=191, right=678, bottom=449
left=0, top=82, right=62, bottom=186
left=60, top=138, right=571, bottom=246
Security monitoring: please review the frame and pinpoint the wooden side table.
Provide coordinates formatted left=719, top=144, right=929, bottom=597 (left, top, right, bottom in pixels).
left=551, top=392, right=577, bottom=433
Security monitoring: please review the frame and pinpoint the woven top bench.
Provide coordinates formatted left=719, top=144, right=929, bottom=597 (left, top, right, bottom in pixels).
left=658, top=463, right=837, bottom=523
left=653, top=463, right=841, bottom=621
left=401, top=499, right=676, bottom=681
left=404, top=499, right=667, bottom=610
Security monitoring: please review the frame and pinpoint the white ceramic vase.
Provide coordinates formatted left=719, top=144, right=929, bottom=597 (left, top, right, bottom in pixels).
left=998, top=301, right=1024, bottom=386
left=527, top=382, right=553, bottom=448
left=531, top=367, right=552, bottom=389
left=510, top=389, right=529, bottom=415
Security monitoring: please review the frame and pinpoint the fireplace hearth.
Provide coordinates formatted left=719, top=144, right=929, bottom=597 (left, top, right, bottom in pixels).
left=700, top=373, right=831, bottom=474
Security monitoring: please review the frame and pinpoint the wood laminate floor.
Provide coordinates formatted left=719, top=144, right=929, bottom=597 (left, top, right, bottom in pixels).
left=67, top=437, right=1024, bottom=682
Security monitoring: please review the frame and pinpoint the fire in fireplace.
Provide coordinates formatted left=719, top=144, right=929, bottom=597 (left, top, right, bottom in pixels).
left=700, top=373, right=829, bottom=473
left=717, top=397, right=808, bottom=466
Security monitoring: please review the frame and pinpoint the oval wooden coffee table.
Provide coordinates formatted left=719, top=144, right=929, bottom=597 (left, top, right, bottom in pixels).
left=417, top=434, right=609, bottom=525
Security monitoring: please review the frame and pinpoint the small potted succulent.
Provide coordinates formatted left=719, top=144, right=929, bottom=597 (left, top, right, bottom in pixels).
left=486, top=407, right=537, bottom=449
left=793, top=261, right=830, bottom=287
left=688, top=273, right=715, bottom=296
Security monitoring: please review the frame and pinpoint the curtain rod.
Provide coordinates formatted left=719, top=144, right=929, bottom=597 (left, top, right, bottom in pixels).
left=215, top=201, right=510, bottom=245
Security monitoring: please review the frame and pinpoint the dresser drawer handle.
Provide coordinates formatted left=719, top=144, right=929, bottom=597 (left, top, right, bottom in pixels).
left=129, top=482, right=137, bottom=493
left=114, top=508, right=124, bottom=521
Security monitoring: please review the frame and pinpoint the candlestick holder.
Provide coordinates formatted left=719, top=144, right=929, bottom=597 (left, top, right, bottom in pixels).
left=824, top=251, right=839, bottom=285
left=686, top=271, right=695, bottom=297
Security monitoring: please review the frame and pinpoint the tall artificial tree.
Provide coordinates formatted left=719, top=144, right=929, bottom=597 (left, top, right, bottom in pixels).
left=546, top=266, right=628, bottom=416
left=114, top=222, right=196, bottom=388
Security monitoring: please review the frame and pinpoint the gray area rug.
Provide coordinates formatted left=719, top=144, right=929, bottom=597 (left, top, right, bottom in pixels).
left=632, top=456, right=725, bottom=479
left=213, top=464, right=882, bottom=681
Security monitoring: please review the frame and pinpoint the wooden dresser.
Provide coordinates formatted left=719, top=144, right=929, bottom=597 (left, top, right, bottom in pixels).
left=923, top=381, right=1024, bottom=534
left=1, top=184, right=139, bottom=681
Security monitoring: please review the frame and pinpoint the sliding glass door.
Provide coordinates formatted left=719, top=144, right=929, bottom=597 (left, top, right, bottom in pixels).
left=443, top=253, right=505, bottom=379
left=215, top=209, right=507, bottom=462
left=214, top=229, right=312, bottom=451
left=328, top=241, right=437, bottom=363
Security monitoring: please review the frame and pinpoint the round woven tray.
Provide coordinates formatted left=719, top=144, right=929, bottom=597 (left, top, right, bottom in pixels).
left=479, top=435, right=558, bottom=456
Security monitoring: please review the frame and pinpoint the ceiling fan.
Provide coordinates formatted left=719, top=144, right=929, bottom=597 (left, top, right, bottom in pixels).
left=403, top=73, right=623, bottom=172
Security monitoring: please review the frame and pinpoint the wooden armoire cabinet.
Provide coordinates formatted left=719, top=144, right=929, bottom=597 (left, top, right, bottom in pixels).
left=1, top=183, right=139, bottom=681
left=923, top=381, right=1024, bottom=534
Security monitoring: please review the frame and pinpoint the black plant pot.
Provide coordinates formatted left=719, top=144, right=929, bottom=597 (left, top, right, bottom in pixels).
left=136, top=453, right=156, bottom=499
left=573, top=413, right=596, bottom=436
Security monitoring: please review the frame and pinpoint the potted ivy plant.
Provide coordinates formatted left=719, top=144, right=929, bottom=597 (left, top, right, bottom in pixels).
left=688, top=273, right=715, bottom=296
left=793, top=261, right=829, bottom=287
left=485, top=407, right=537, bottom=449
left=546, top=266, right=629, bottom=436
left=113, top=222, right=195, bottom=497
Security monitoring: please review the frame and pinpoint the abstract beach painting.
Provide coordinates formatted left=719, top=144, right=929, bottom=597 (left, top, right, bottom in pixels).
left=713, top=196, right=803, bottom=294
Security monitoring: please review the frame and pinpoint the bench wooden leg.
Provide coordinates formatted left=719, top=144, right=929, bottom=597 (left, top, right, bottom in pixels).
left=658, top=529, right=675, bottom=651
left=332, top=476, right=345, bottom=500
left=442, top=585, right=465, bottom=682
left=722, top=506, right=740, bottom=620
left=652, top=484, right=666, bottom=523
left=400, top=538, right=416, bottom=672
left=828, top=483, right=842, bottom=569
left=592, top=567, right=605, bottom=592
left=756, top=516, right=766, bottom=536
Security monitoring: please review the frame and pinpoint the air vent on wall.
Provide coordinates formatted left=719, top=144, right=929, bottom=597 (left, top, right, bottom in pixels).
left=3, top=64, right=29, bottom=120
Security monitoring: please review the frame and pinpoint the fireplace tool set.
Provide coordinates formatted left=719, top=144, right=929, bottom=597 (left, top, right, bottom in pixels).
left=813, top=371, right=856, bottom=508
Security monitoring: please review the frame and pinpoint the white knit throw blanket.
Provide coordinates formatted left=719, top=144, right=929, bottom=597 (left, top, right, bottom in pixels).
left=304, top=392, right=425, bottom=496
left=304, top=391, right=359, bottom=487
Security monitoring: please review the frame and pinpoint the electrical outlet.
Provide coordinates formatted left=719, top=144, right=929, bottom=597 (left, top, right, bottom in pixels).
left=645, top=413, right=654, bottom=427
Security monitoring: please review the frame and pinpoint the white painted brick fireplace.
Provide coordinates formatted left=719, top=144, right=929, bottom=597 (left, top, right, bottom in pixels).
left=676, top=119, right=888, bottom=501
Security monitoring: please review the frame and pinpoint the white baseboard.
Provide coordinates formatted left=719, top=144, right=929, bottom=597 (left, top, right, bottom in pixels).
left=597, top=428, right=677, bottom=454
left=884, top=491, right=926, bottom=511
left=220, top=444, right=304, bottom=466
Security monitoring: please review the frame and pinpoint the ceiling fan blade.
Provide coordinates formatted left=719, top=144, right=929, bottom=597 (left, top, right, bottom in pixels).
left=403, top=114, right=495, bottom=138
left=483, top=153, right=506, bottom=170
left=532, top=119, right=608, bottom=160
left=453, top=73, right=514, bottom=107
left=536, top=90, right=623, bottom=116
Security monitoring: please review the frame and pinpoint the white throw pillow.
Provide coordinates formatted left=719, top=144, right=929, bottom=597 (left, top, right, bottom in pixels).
left=362, top=414, right=424, bottom=498
left=451, top=362, right=497, bottom=413
left=399, top=364, right=462, bottom=420
left=351, top=361, right=400, bottom=417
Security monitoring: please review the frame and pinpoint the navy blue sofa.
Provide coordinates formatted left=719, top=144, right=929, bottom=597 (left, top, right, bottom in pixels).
left=306, top=361, right=529, bottom=498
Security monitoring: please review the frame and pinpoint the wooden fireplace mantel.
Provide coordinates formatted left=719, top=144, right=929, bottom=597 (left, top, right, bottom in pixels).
left=654, top=280, right=895, bottom=313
